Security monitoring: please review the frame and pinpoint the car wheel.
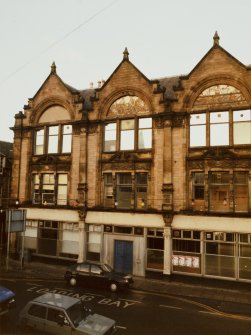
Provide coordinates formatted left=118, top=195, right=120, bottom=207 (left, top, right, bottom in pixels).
left=69, top=277, right=77, bottom=286
left=109, top=282, right=118, bottom=292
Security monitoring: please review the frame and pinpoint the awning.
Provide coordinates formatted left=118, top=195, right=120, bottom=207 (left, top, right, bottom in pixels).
left=86, top=211, right=165, bottom=227
left=172, top=215, right=251, bottom=233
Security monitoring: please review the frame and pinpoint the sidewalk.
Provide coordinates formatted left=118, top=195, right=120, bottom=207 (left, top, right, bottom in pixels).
left=1, top=258, right=251, bottom=305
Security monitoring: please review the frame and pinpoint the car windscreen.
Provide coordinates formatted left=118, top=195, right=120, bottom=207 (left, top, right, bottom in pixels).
left=66, top=301, right=90, bottom=327
left=101, top=264, right=113, bottom=272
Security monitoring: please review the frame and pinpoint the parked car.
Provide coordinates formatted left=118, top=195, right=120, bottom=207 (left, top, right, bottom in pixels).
left=64, top=261, right=133, bottom=292
left=19, top=293, right=117, bottom=335
left=0, top=286, right=16, bottom=316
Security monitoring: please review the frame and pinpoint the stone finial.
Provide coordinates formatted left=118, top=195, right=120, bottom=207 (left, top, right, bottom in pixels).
left=51, top=61, right=56, bottom=74
left=123, top=47, right=129, bottom=60
left=213, top=31, right=220, bottom=46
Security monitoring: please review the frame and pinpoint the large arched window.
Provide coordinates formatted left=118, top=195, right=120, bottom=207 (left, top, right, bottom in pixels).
left=103, top=96, right=152, bottom=152
left=34, top=105, right=72, bottom=155
left=190, top=85, right=251, bottom=147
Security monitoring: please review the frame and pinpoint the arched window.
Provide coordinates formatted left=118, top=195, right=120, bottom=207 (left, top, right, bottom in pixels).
left=190, top=85, right=251, bottom=147
left=34, top=106, right=72, bottom=155
left=103, top=96, right=152, bottom=152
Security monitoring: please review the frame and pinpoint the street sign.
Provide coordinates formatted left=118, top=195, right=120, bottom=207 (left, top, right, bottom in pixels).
left=5, top=209, right=26, bottom=232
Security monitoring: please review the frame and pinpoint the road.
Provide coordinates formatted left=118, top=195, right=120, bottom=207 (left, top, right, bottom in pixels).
left=1, top=277, right=251, bottom=335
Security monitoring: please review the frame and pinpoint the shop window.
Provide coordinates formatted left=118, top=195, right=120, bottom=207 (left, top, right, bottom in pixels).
left=239, top=233, right=251, bottom=280
left=34, top=124, right=72, bottom=155
left=146, top=229, right=164, bottom=271
left=114, top=226, right=133, bottom=234
left=172, top=229, right=201, bottom=274
left=86, top=224, right=101, bottom=262
left=204, top=231, right=236, bottom=278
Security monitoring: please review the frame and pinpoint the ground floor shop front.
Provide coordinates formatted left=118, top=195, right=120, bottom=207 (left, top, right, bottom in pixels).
left=21, top=209, right=251, bottom=282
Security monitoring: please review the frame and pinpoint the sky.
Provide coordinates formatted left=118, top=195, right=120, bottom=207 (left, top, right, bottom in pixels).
left=1, top=0, right=251, bottom=142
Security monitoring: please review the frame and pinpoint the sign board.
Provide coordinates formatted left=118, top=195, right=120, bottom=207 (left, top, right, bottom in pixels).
left=5, top=209, right=26, bottom=233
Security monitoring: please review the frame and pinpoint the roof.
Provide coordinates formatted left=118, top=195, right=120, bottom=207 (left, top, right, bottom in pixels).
left=33, top=293, right=79, bottom=310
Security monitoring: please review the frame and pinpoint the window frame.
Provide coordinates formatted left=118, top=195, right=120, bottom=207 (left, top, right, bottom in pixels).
left=32, top=173, right=68, bottom=206
left=189, top=109, right=251, bottom=148
left=34, top=124, right=72, bottom=155
left=103, top=117, right=152, bottom=152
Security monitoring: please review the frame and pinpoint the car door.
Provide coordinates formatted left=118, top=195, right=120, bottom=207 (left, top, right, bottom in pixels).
left=76, top=263, right=90, bottom=285
left=44, top=307, right=72, bottom=335
left=90, top=264, right=105, bottom=289
left=26, top=303, right=46, bottom=332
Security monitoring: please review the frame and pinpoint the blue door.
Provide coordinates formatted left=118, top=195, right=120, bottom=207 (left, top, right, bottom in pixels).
left=114, top=240, right=133, bottom=274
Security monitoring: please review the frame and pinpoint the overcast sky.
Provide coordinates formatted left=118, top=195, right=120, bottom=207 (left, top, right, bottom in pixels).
left=1, top=0, right=251, bottom=142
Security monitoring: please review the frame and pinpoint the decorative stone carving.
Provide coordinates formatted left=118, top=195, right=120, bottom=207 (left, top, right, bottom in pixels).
left=108, top=95, right=149, bottom=118
left=172, top=114, right=185, bottom=128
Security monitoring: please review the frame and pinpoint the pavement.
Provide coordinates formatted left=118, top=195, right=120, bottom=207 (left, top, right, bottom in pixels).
left=1, top=258, right=251, bottom=305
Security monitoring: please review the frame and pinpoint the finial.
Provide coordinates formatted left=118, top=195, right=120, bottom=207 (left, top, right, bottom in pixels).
left=123, top=47, right=129, bottom=60
left=51, top=61, right=56, bottom=74
left=213, top=31, right=220, bottom=46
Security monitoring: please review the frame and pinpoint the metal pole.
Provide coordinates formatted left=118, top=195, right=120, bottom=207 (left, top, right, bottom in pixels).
left=20, top=210, right=26, bottom=269
left=6, top=210, right=11, bottom=271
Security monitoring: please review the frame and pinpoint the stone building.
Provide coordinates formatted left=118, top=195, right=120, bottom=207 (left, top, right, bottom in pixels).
left=10, top=33, right=251, bottom=281
left=0, top=141, right=13, bottom=257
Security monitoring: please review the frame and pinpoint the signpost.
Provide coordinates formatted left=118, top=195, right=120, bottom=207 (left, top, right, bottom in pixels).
left=5, top=209, right=26, bottom=270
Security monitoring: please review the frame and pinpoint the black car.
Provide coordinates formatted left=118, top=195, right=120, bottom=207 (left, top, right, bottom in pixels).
left=0, top=286, right=16, bottom=317
left=64, top=261, right=133, bottom=292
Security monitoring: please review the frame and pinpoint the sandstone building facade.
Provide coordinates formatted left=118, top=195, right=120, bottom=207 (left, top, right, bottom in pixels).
left=10, top=33, right=251, bottom=281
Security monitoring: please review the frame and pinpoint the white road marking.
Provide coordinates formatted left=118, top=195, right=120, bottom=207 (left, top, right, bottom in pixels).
left=160, top=304, right=182, bottom=310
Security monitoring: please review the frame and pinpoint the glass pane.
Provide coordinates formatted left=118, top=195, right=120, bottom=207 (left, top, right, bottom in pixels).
left=205, top=255, right=235, bottom=277
left=139, top=118, right=152, bottom=128
left=210, top=124, right=229, bottom=146
left=57, top=185, right=67, bottom=202
left=190, top=113, right=206, bottom=125
left=48, top=135, right=58, bottom=153
left=210, top=111, right=229, bottom=123
left=43, top=174, right=54, bottom=184
left=138, top=129, right=152, bottom=149
left=239, top=258, right=251, bottom=280
left=118, top=173, right=132, bottom=184
left=104, top=173, right=113, bottom=184
left=233, top=109, right=251, bottom=122
left=147, top=249, right=164, bottom=270
left=58, top=174, right=67, bottom=184
left=121, top=119, right=134, bottom=130
left=35, top=129, right=44, bottom=155
left=233, top=122, right=251, bottom=144
left=62, top=134, right=72, bottom=153
left=234, top=185, right=248, bottom=212
left=34, top=174, right=40, bottom=184
left=234, top=172, right=248, bottom=184
left=136, top=173, right=147, bottom=184
left=63, top=125, right=72, bottom=134
left=120, top=130, right=134, bottom=150
left=190, top=125, right=206, bottom=147
left=49, top=126, right=59, bottom=135
left=104, top=123, right=116, bottom=152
